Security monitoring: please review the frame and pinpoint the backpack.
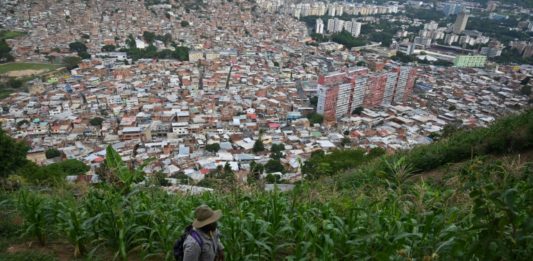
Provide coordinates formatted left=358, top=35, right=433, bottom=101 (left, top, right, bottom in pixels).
left=173, top=225, right=204, bottom=261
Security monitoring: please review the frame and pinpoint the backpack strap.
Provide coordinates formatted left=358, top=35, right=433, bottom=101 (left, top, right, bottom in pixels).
left=189, top=230, right=204, bottom=247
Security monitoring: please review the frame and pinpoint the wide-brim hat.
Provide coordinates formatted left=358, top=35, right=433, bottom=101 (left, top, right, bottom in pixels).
left=192, top=205, right=222, bottom=229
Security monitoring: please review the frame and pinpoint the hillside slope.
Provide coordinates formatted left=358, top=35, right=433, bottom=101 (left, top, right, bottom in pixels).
left=0, top=110, right=532, bottom=261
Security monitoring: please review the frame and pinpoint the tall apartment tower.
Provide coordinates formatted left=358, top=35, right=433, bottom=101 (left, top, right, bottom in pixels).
left=453, top=11, right=469, bottom=34
left=351, top=20, right=362, bottom=37
left=327, top=19, right=335, bottom=33
left=315, top=18, right=324, bottom=34
left=316, top=66, right=417, bottom=122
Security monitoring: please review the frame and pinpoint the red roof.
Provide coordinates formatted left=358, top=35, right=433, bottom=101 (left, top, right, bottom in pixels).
left=247, top=113, right=257, bottom=120
left=200, top=168, right=210, bottom=175
left=268, top=123, right=281, bottom=129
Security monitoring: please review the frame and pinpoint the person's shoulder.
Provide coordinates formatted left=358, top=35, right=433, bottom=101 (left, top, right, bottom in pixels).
left=183, top=234, right=201, bottom=248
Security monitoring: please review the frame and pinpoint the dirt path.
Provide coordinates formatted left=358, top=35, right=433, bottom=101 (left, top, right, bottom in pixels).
left=3, top=69, right=47, bottom=77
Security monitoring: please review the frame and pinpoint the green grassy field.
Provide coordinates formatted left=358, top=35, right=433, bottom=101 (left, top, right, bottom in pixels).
left=0, top=63, right=61, bottom=74
left=0, top=31, right=27, bottom=41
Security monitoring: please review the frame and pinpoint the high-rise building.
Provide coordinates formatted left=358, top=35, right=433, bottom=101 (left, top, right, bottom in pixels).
left=328, top=5, right=336, bottom=16
left=327, top=19, right=334, bottom=33
left=443, top=2, right=463, bottom=16
left=480, top=40, right=503, bottom=58
left=315, top=18, right=324, bottom=34
left=350, top=19, right=362, bottom=37
left=327, top=18, right=345, bottom=33
left=486, top=1, right=497, bottom=12
left=453, top=11, right=469, bottom=34
left=316, top=66, right=417, bottom=122
left=424, top=21, right=439, bottom=31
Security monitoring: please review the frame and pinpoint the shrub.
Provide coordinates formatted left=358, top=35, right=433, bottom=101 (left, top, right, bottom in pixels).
left=45, top=148, right=61, bottom=159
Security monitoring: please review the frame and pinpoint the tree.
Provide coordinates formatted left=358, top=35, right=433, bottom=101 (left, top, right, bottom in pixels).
left=520, top=85, right=531, bottom=96
left=341, top=137, right=351, bottom=147
left=181, top=21, right=190, bottom=27
left=89, top=117, right=104, bottom=126
left=352, top=106, right=364, bottom=115
left=0, top=126, right=29, bottom=178
left=126, top=34, right=137, bottom=49
left=173, top=46, right=189, bottom=61
left=253, top=138, right=265, bottom=153
left=69, top=41, right=87, bottom=53
left=270, top=143, right=285, bottom=160
left=223, top=162, right=233, bottom=175
left=307, top=113, right=324, bottom=125
left=78, top=51, right=91, bottom=59
left=45, top=148, right=61, bottom=159
left=0, top=40, right=14, bottom=63
left=101, top=45, right=116, bottom=52
left=63, top=56, right=82, bottom=70
left=520, top=76, right=530, bottom=85
left=309, top=96, right=318, bottom=107
left=142, top=31, right=156, bottom=44
left=154, top=171, right=170, bottom=186
left=331, top=31, right=367, bottom=48
left=265, top=173, right=281, bottom=183
left=7, top=78, right=23, bottom=89
left=50, top=159, right=89, bottom=176
left=205, top=143, right=220, bottom=153
left=249, top=161, right=264, bottom=177
left=265, top=159, right=284, bottom=173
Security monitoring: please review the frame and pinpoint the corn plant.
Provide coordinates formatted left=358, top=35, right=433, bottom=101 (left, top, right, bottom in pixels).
left=54, top=200, right=90, bottom=257
left=15, top=190, right=51, bottom=246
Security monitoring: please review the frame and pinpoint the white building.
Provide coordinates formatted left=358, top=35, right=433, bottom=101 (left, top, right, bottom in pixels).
left=315, top=18, right=324, bottom=34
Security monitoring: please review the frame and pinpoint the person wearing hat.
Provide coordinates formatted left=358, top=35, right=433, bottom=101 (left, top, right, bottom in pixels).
left=183, top=205, right=225, bottom=261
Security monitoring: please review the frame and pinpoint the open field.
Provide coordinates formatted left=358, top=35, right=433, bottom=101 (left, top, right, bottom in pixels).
left=0, top=63, right=61, bottom=77
left=0, top=31, right=27, bottom=41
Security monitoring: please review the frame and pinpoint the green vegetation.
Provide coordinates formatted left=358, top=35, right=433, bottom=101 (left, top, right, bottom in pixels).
left=253, top=138, right=265, bottom=153
left=0, top=31, right=27, bottom=41
left=62, top=56, right=82, bottom=70
left=309, top=96, right=318, bottom=107
left=68, top=42, right=87, bottom=53
left=391, top=52, right=453, bottom=67
left=270, top=143, right=285, bottom=160
left=0, top=126, right=29, bottom=178
left=405, top=7, right=445, bottom=21
left=205, top=143, right=220, bottom=153
left=521, top=85, right=532, bottom=96
left=302, top=148, right=385, bottom=179
left=3, top=78, right=23, bottom=89
left=45, top=148, right=61, bottom=159
left=0, top=111, right=532, bottom=260
left=14, top=159, right=90, bottom=186
left=142, top=31, right=173, bottom=46
left=310, top=31, right=367, bottom=48
left=102, top=45, right=116, bottom=52
left=68, top=41, right=90, bottom=60
left=467, top=17, right=532, bottom=45
left=120, top=43, right=189, bottom=62
left=331, top=31, right=367, bottom=48
left=492, top=48, right=533, bottom=65
left=89, top=117, right=104, bottom=127
left=0, top=31, right=26, bottom=63
left=306, top=112, right=324, bottom=124
left=0, top=40, right=14, bottom=63
left=352, top=106, right=364, bottom=115
left=472, top=0, right=533, bottom=8
left=264, top=159, right=284, bottom=173
left=180, top=20, right=190, bottom=27
left=0, top=63, right=60, bottom=75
